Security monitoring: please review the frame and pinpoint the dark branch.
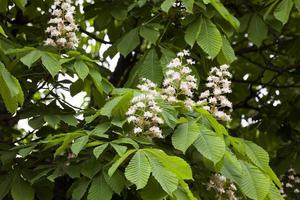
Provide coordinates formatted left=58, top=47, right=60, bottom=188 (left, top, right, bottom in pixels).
left=79, top=26, right=112, bottom=44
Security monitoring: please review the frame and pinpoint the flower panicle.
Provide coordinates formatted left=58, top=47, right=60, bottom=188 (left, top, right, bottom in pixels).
left=197, top=64, right=232, bottom=122
left=162, top=49, right=198, bottom=110
left=126, top=78, right=164, bottom=138
left=44, top=0, right=79, bottom=49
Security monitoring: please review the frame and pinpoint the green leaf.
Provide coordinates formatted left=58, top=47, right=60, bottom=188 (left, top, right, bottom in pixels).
left=108, top=149, right=136, bottom=177
left=182, top=0, right=194, bottom=13
left=71, top=135, right=89, bottom=156
left=248, top=14, right=268, bottom=47
left=89, top=67, right=103, bottom=93
left=196, top=18, right=222, bottom=58
left=87, top=174, right=113, bottom=200
left=103, top=170, right=125, bottom=195
left=265, top=183, right=284, bottom=200
left=145, top=148, right=193, bottom=180
left=20, top=50, right=42, bottom=68
left=185, top=17, right=202, bottom=47
left=205, top=0, right=240, bottom=29
left=161, top=0, right=176, bottom=12
left=112, top=138, right=139, bottom=149
left=125, top=150, right=151, bottom=189
left=74, top=60, right=89, bottom=80
left=117, top=28, right=140, bottom=57
left=274, top=0, right=294, bottom=25
left=11, top=176, right=34, bottom=200
left=12, top=0, right=27, bottom=10
left=238, top=161, right=271, bottom=200
left=0, top=25, right=7, bottom=37
left=100, top=91, right=133, bottom=118
left=44, top=115, right=60, bottom=128
left=140, top=177, right=167, bottom=200
left=93, top=143, right=108, bottom=158
left=145, top=152, right=178, bottom=194
left=90, top=122, right=111, bottom=137
left=71, top=178, right=90, bottom=200
left=60, top=115, right=78, bottom=126
left=54, top=132, right=82, bottom=157
left=18, top=145, right=36, bottom=158
left=193, top=127, right=225, bottom=164
left=81, top=158, right=102, bottom=179
left=217, top=36, right=237, bottom=64
left=139, top=26, right=160, bottom=44
left=111, top=143, right=127, bottom=156
left=0, top=175, right=11, bottom=199
left=244, top=140, right=270, bottom=171
left=221, top=151, right=242, bottom=183
left=139, top=48, right=163, bottom=84
left=172, top=121, right=200, bottom=153
left=160, top=103, right=178, bottom=129
left=0, top=62, right=24, bottom=113
left=41, top=53, right=61, bottom=77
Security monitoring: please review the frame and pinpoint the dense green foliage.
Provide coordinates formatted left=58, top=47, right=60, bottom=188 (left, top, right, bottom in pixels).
left=0, top=0, right=300, bottom=199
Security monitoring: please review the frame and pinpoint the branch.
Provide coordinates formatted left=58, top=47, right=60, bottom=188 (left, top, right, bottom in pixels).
left=79, top=26, right=112, bottom=44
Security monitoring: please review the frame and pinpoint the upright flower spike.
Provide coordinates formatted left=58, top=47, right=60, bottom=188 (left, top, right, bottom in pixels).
left=126, top=78, right=164, bottom=138
left=44, top=0, right=79, bottom=49
left=162, top=50, right=198, bottom=110
left=198, top=64, right=232, bottom=122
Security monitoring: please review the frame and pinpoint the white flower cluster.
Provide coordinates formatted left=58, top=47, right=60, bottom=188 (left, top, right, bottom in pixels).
left=198, top=64, right=232, bottom=122
left=279, top=167, right=300, bottom=198
left=207, top=174, right=238, bottom=200
left=126, top=78, right=164, bottom=138
left=44, top=0, right=79, bottom=49
left=162, top=50, right=197, bottom=110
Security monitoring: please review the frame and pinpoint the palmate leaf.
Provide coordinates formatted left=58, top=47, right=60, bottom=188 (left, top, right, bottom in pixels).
left=0, top=62, right=24, bottom=113
left=125, top=150, right=151, bottom=189
left=217, top=36, right=237, bottom=64
left=265, top=183, right=284, bottom=200
left=220, top=151, right=242, bottom=184
left=87, top=174, right=113, bottom=200
left=145, top=152, right=179, bottom=194
left=108, top=149, right=136, bottom=177
left=71, top=177, right=90, bottom=200
left=161, top=0, right=176, bottom=12
left=196, top=17, right=222, bottom=58
left=248, top=14, right=268, bottom=47
left=74, top=59, right=89, bottom=80
left=193, top=126, right=225, bottom=164
left=20, top=50, right=42, bottom=67
left=41, top=52, right=61, bottom=77
left=11, top=176, right=34, bottom=200
left=100, top=91, right=133, bottom=118
left=71, top=135, right=89, bottom=156
left=244, top=140, right=270, bottom=171
left=144, top=148, right=193, bottom=180
left=185, top=17, right=202, bottom=47
left=93, top=143, right=108, bottom=159
left=172, top=120, right=200, bottom=153
left=274, top=0, right=294, bottom=25
left=237, top=161, right=271, bottom=200
left=204, top=0, right=240, bottom=29
left=140, top=177, right=167, bottom=200
left=182, top=0, right=194, bottom=13
left=139, top=48, right=163, bottom=84
left=117, top=28, right=140, bottom=57
left=104, top=170, right=126, bottom=195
